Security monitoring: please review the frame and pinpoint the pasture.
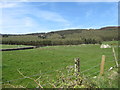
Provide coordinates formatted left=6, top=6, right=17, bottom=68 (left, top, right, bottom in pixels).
left=2, top=41, right=118, bottom=88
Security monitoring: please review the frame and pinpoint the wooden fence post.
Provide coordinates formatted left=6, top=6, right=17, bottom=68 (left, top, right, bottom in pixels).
left=100, top=55, right=105, bottom=75
left=74, top=58, right=80, bottom=75
left=74, top=58, right=82, bottom=85
left=112, top=47, right=119, bottom=67
left=74, top=58, right=77, bottom=73
left=77, top=58, right=80, bottom=73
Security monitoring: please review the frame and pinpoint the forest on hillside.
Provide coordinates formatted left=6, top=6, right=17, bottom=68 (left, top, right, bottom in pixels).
left=1, top=26, right=119, bottom=46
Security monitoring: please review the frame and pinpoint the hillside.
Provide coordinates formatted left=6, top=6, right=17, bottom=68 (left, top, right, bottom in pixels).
left=48, top=26, right=118, bottom=35
left=1, top=26, right=118, bottom=36
left=1, top=26, right=119, bottom=46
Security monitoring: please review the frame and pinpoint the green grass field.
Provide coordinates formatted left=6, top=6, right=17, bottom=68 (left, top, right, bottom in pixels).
left=2, top=41, right=118, bottom=88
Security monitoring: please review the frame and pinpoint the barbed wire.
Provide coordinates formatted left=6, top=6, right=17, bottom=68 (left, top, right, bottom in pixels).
left=81, top=58, right=119, bottom=66
left=1, top=67, right=66, bottom=84
left=81, top=64, right=100, bottom=74
left=106, top=59, right=120, bottom=62
left=1, top=59, right=117, bottom=85
left=0, top=64, right=100, bottom=84
left=87, top=68, right=108, bottom=77
left=81, top=59, right=100, bottom=66
left=87, top=66, right=117, bottom=77
left=87, top=70, right=100, bottom=77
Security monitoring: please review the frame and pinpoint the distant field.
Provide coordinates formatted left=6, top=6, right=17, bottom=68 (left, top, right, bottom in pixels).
left=102, top=41, right=118, bottom=45
left=2, top=41, right=118, bottom=88
left=0, top=44, right=33, bottom=49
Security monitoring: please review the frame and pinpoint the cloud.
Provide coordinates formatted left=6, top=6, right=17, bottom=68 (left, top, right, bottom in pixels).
left=2, top=16, right=49, bottom=34
left=1, top=2, right=69, bottom=23
left=0, top=2, right=19, bottom=8
left=1, top=2, right=71, bottom=34
left=24, top=17, right=36, bottom=27
left=36, top=10, right=69, bottom=23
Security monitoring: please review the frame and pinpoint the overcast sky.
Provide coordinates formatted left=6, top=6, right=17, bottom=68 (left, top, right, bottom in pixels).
left=0, top=2, right=118, bottom=34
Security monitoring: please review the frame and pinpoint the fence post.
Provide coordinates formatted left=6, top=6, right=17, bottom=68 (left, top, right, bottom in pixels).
left=112, top=47, right=119, bottom=67
left=74, top=58, right=82, bottom=85
left=100, top=55, right=105, bottom=75
left=74, top=58, right=80, bottom=75
left=77, top=58, right=80, bottom=73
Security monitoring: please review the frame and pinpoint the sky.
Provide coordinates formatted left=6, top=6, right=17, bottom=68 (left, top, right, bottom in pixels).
left=0, top=2, right=118, bottom=34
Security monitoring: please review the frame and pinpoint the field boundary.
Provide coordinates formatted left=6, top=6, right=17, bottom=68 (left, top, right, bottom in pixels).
left=0, top=46, right=37, bottom=51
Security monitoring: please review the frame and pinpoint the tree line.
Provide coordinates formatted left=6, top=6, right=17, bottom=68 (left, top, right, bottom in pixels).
left=1, top=26, right=119, bottom=46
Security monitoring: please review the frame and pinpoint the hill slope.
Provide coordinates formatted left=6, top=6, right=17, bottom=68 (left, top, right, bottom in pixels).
left=1, top=26, right=119, bottom=46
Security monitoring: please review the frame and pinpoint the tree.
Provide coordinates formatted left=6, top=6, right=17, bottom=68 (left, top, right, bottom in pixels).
left=38, top=34, right=46, bottom=39
left=47, top=34, right=62, bottom=39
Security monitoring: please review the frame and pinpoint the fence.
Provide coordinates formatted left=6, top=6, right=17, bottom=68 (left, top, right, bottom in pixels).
left=1, top=54, right=118, bottom=86
left=0, top=46, right=37, bottom=51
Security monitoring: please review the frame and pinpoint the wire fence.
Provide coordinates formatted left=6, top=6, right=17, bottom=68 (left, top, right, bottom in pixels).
left=1, top=67, right=66, bottom=84
left=81, top=64, right=100, bottom=74
left=80, top=57, right=118, bottom=68
left=1, top=56, right=117, bottom=85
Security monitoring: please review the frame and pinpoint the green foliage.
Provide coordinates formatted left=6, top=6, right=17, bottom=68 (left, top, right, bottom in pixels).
left=46, top=33, right=62, bottom=39
left=91, top=68, right=119, bottom=88
left=1, top=26, right=118, bottom=46
left=38, top=34, right=46, bottom=39
left=2, top=66, right=95, bottom=88
left=2, top=35, right=8, bottom=37
left=2, top=66, right=118, bottom=88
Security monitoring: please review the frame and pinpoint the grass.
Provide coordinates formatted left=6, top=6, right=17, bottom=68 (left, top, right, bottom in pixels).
left=91, top=68, right=119, bottom=88
left=102, top=40, right=118, bottom=45
left=2, top=41, right=118, bottom=88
